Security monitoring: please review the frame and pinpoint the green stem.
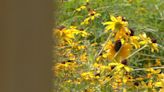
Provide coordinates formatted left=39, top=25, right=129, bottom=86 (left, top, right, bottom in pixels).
left=94, top=33, right=112, bottom=59
left=134, top=66, right=164, bottom=71
left=126, top=45, right=147, bottom=59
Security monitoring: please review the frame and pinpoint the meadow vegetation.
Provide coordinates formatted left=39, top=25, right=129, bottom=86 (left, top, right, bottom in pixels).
left=53, top=0, right=164, bottom=92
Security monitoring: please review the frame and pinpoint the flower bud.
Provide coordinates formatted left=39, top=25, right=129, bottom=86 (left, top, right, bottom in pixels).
left=129, top=28, right=134, bottom=36
left=151, top=38, right=157, bottom=43
left=57, top=25, right=65, bottom=30
left=121, top=59, right=128, bottom=65
left=134, top=82, right=139, bottom=86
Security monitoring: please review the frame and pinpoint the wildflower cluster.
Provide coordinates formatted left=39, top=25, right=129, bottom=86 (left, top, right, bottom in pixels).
left=53, top=0, right=163, bottom=92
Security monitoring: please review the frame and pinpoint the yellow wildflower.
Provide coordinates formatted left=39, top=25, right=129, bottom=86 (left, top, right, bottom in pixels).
left=147, top=80, right=153, bottom=88
left=54, top=26, right=73, bottom=44
left=150, top=38, right=159, bottom=52
left=123, top=88, right=127, bottom=92
left=139, top=33, right=151, bottom=45
left=118, top=43, right=132, bottom=60
left=86, top=0, right=89, bottom=2
left=54, top=61, right=77, bottom=75
left=65, top=79, right=72, bottom=83
left=81, top=72, right=95, bottom=80
left=139, top=33, right=159, bottom=52
left=68, top=26, right=81, bottom=35
left=81, top=10, right=101, bottom=25
left=146, top=68, right=161, bottom=74
left=80, top=53, right=87, bottom=62
left=78, top=28, right=89, bottom=37
left=114, top=27, right=130, bottom=41
left=155, top=79, right=164, bottom=92
left=54, top=26, right=81, bottom=44
left=75, top=5, right=86, bottom=12
left=105, top=41, right=116, bottom=60
left=123, top=76, right=128, bottom=83
left=70, top=41, right=86, bottom=50
left=66, top=52, right=76, bottom=60
left=80, top=30, right=89, bottom=37
left=84, top=88, right=94, bottom=92
left=130, top=36, right=140, bottom=49
left=93, top=63, right=108, bottom=72
left=108, top=62, right=133, bottom=72
left=74, top=78, right=81, bottom=84
left=103, top=15, right=128, bottom=32
left=154, top=58, right=161, bottom=66
left=105, top=40, right=132, bottom=60
left=91, top=42, right=98, bottom=46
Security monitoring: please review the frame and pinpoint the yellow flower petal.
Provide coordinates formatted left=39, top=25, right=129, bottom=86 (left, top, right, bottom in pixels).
left=110, top=15, right=117, bottom=21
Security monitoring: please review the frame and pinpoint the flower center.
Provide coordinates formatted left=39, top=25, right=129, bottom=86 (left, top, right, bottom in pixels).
left=114, top=40, right=122, bottom=52
left=115, top=22, right=122, bottom=30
